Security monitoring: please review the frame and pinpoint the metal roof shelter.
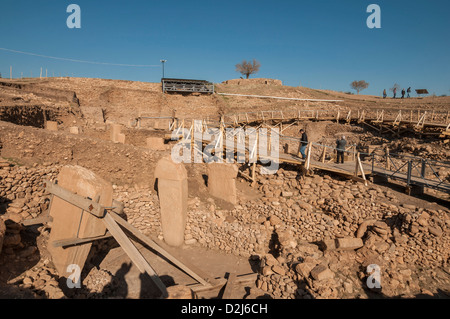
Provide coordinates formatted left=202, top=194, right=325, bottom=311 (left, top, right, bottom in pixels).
left=415, top=89, right=429, bottom=97
left=161, top=78, right=214, bottom=94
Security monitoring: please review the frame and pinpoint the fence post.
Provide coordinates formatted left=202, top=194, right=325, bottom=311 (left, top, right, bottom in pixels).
left=421, top=159, right=426, bottom=179
left=355, top=152, right=360, bottom=176
left=385, top=147, right=390, bottom=171
left=305, top=142, right=312, bottom=170
left=371, top=152, right=375, bottom=176
left=321, top=144, right=326, bottom=163
left=407, top=160, right=412, bottom=187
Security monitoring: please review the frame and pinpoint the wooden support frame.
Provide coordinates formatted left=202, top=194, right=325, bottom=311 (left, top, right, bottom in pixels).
left=109, top=212, right=214, bottom=287
left=44, top=181, right=105, bottom=218
left=43, top=180, right=238, bottom=298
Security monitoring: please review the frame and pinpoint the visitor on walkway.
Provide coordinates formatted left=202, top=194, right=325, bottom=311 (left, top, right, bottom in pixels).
left=383, top=89, right=387, bottom=98
left=407, top=87, right=411, bottom=98
left=299, top=129, right=308, bottom=159
left=336, top=136, right=347, bottom=164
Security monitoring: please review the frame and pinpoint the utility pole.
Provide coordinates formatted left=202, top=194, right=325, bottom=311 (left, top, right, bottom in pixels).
left=160, top=59, right=167, bottom=79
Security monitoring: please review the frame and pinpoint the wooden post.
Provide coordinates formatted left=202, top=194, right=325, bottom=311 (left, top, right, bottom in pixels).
left=321, top=145, right=326, bottom=163
left=251, top=162, right=256, bottom=187
left=386, top=147, right=390, bottom=171
left=305, top=142, right=312, bottom=170
left=355, top=152, right=360, bottom=176
left=357, top=153, right=367, bottom=186
left=190, top=124, right=194, bottom=162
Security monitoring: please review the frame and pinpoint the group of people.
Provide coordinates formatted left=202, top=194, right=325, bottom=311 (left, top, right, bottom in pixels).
left=383, top=87, right=411, bottom=99
left=299, top=129, right=347, bottom=164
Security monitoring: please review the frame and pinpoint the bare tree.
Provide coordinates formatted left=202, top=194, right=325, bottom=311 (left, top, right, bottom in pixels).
left=235, top=59, right=261, bottom=79
left=350, top=80, right=369, bottom=94
left=389, top=83, right=401, bottom=92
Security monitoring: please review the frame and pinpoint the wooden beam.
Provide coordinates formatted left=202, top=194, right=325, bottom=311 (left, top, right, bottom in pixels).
left=109, top=212, right=213, bottom=287
left=22, top=215, right=53, bottom=226
left=44, top=181, right=104, bottom=218
left=188, top=273, right=258, bottom=293
left=52, top=232, right=113, bottom=248
left=222, top=273, right=237, bottom=299
left=102, top=213, right=168, bottom=298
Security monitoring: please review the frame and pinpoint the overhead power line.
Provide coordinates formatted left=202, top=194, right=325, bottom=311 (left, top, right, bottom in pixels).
left=0, top=47, right=160, bottom=68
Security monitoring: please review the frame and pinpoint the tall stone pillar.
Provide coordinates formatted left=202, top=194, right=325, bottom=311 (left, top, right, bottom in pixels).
left=154, top=157, right=188, bottom=247
left=207, top=163, right=238, bottom=204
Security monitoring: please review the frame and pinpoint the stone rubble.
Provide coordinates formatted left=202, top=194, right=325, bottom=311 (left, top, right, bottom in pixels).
left=1, top=157, right=449, bottom=299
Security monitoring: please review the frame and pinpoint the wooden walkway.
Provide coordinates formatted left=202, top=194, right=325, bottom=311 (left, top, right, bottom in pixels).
left=260, top=151, right=450, bottom=194
left=164, top=109, right=450, bottom=194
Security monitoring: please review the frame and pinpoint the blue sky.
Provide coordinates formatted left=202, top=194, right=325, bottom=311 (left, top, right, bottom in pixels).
left=0, top=0, right=449, bottom=96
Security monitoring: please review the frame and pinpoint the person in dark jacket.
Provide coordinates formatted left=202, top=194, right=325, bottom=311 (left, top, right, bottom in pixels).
left=407, top=87, right=411, bottom=98
left=336, top=136, right=347, bottom=164
left=299, top=129, right=308, bottom=159
left=401, top=89, right=405, bottom=99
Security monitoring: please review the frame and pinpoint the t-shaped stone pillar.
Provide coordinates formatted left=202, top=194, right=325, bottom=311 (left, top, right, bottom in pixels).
left=207, top=163, right=238, bottom=204
left=154, top=157, right=188, bottom=247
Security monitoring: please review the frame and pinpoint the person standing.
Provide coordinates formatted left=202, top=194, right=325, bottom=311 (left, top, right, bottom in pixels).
left=393, top=87, right=397, bottom=98
left=336, top=136, right=347, bottom=164
left=383, top=89, right=387, bottom=98
left=407, top=87, right=411, bottom=98
left=299, top=129, right=308, bottom=159
left=401, top=88, right=405, bottom=99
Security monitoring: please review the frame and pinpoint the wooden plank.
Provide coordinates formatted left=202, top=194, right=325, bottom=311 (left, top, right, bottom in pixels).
left=52, top=232, right=113, bottom=248
left=45, top=181, right=104, bottom=218
left=102, top=213, right=168, bottom=297
left=22, top=215, right=53, bottom=226
left=189, top=273, right=258, bottom=293
left=222, top=273, right=237, bottom=299
left=109, top=212, right=213, bottom=287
